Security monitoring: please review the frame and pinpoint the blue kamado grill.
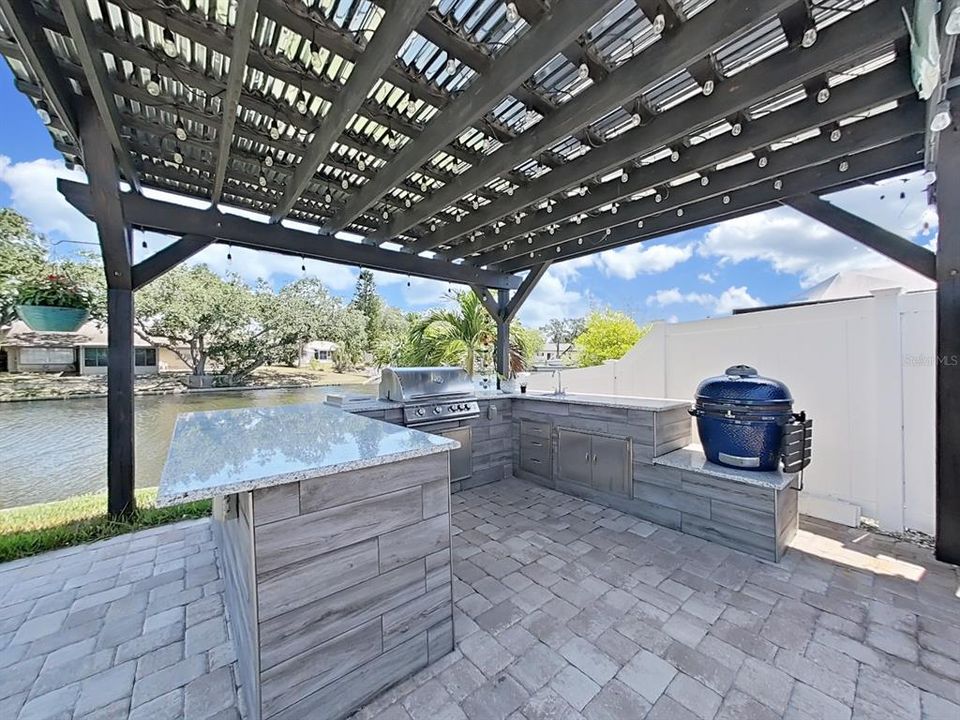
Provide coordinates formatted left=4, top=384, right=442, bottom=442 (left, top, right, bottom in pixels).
left=690, top=365, right=813, bottom=473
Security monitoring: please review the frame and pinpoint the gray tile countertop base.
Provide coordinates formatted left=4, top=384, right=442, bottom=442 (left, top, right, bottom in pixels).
left=653, top=445, right=797, bottom=490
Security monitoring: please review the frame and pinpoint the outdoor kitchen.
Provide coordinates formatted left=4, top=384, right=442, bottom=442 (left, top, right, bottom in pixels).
left=153, top=364, right=814, bottom=720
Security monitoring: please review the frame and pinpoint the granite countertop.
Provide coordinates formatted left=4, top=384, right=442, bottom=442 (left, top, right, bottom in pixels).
left=156, top=403, right=458, bottom=507
left=653, top=446, right=797, bottom=490
left=507, top=391, right=691, bottom=412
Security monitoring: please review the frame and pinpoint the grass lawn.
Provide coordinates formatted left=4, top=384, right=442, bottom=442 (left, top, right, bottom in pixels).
left=0, top=488, right=211, bottom=564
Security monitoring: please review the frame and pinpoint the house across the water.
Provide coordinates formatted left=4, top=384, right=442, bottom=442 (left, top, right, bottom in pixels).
left=0, top=321, right=189, bottom=375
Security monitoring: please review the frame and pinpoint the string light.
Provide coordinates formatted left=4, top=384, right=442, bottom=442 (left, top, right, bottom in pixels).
left=677, top=208, right=684, bottom=216
left=577, top=63, right=589, bottom=80
left=296, top=90, right=309, bottom=114
left=324, top=191, right=333, bottom=204
left=637, top=219, right=644, bottom=228
left=631, top=112, right=643, bottom=125
left=146, top=70, right=162, bottom=97
left=829, top=128, right=842, bottom=142
left=816, top=87, right=830, bottom=104
left=259, top=173, right=267, bottom=187
left=930, top=100, right=952, bottom=132
left=264, top=154, right=274, bottom=167
left=301, top=257, right=306, bottom=273
left=162, top=28, right=178, bottom=58
left=341, top=178, right=350, bottom=190
left=227, top=246, right=233, bottom=261
left=699, top=175, right=709, bottom=187
left=269, top=120, right=281, bottom=141
left=801, top=26, right=818, bottom=48
left=731, top=122, right=742, bottom=136
left=757, top=155, right=768, bottom=168
left=35, top=100, right=52, bottom=125
left=506, top=2, right=519, bottom=24
left=773, top=178, right=783, bottom=190
left=652, top=13, right=666, bottom=34
left=358, top=159, right=366, bottom=172
left=446, top=58, right=457, bottom=75
left=838, top=160, right=849, bottom=172
left=621, top=169, right=629, bottom=183
left=702, top=80, right=715, bottom=96
left=172, top=148, right=184, bottom=165
left=722, top=194, right=731, bottom=204
left=670, top=149, right=680, bottom=162
left=174, top=116, right=187, bottom=142
left=654, top=192, right=663, bottom=203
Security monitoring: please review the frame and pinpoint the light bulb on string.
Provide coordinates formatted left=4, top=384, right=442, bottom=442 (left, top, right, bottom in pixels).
left=175, top=116, right=187, bottom=142
left=162, top=28, right=178, bottom=58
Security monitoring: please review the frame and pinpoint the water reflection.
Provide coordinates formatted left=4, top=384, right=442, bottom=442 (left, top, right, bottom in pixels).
left=0, top=385, right=373, bottom=508
left=160, top=403, right=453, bottom=502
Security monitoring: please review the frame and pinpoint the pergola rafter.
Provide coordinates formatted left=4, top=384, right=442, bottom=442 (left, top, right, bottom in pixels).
left=419, top=0, right=905, bottom=257
left=3, top=0, right=958, bottom=562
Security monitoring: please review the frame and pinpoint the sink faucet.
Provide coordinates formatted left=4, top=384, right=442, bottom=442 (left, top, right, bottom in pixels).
left=552, top=369, right=565, bottom=396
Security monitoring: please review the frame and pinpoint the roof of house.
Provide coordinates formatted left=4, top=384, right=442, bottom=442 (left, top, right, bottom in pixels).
left=791, top=265, right=936, bottom=303
left=3, top=321, right=166, bottom=348
left=303, top=340, right=338, bottom=351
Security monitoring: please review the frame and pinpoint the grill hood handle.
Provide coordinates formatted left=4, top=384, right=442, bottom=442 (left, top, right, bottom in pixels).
left=725, top=365, right=758, bottom=377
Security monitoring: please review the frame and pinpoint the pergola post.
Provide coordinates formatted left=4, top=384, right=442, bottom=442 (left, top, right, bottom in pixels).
left=78, top=101, right=136, bottom=517
left=935, top=107, right=960, bottom=564
left=495, top=289, right=510, bottom=378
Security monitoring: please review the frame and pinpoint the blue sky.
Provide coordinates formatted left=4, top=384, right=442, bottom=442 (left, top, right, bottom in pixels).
left=0, top=65, right=938, bottom=328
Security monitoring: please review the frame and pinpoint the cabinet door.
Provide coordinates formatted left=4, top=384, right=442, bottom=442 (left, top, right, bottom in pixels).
left=591, top=434, right=631, bottom=497
left=557, top=429, right=592, bottom=487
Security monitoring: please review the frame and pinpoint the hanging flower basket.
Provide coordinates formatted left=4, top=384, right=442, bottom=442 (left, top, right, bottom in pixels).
left=15, top=305, right=89, bottom=332
left=15, top=274, right=92, bottom=332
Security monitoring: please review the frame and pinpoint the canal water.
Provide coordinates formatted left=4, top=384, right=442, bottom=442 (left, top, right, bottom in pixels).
left=0, top=385, right=374, bottom=509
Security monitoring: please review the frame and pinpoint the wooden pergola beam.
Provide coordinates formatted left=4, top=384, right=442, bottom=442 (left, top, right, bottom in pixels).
left=784, top=195, right=936, bottom=280
left=499, top=136, right=922, bottom=272
left=59, top=179, right=522, bottom=290
left=131, top=235, right=214, bottom=290
left=326, top=0, right=622, bottom=233
left=504, top=262, right=551, bottom=322
left=210, top=0, right=260, bottom=204
left=59, top=0, right=140, bottom=191
left=271, top=0, right=433, bottom=222
left=419, top=0, right=906, bottom=255
left=382, top=0, right=797, bottom=250
left=474, top=65, right=917, bottom=266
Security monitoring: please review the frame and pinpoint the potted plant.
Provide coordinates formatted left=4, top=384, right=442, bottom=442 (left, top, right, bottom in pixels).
left=15, top=273, right=92, bottom=332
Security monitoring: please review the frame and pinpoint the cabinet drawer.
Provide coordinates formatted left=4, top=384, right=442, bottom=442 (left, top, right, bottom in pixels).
left=520, top=446, right=550, bottom=478
left=520, top=435, right=548, bottom=453
left=520, top=419, right=551, bottom=439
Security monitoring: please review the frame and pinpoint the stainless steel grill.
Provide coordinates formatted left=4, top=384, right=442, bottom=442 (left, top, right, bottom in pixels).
left=379, top=367, right=480, bottom=426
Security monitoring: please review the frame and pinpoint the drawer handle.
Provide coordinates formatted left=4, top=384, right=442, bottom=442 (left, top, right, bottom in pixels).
left=530, top=440, right=542, bottom=447
left=531, top=458, right=541, bottom=464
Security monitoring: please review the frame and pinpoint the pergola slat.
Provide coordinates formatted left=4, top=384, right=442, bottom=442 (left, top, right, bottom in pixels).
left=271, top=0, right=433, bottom=222
left=59, top=0, right=140, bottom=191
left=325, top=0, right=623, bottom=234
left=376, top=0, right=798, bottom=248
left=413, top=0, right=906, bottom=255
left=499, top=135, right=922, bottom=272
left=472, top=60, right=916, bottom=266
left=210, top=0, right=260, bottom=204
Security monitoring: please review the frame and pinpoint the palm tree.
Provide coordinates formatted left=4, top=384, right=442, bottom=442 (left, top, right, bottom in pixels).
left=397, top=291, right=541, bottom=376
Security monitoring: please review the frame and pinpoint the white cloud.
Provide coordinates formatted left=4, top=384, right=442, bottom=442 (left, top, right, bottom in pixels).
left=516, top=265, right=592, bottom=328
left=698, top=272, right=716, bottom=284
left=714, top=286, right=763, bottom=314
left=698, top=171, right=938, bottom=288
left=645, top=285, right=762, bottom=316
left=0, top=155, right=95, bottom=251
left=646, top=288, right=714, bottom=307
left=595, top=242, right=693, bottom=279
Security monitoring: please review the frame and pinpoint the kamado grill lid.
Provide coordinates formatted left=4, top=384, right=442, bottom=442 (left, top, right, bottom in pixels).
left=695, top=365, right=793, bottom=407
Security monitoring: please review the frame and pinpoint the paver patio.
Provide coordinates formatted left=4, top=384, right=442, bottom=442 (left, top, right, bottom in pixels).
left=2, top=477, right=959, bottom=720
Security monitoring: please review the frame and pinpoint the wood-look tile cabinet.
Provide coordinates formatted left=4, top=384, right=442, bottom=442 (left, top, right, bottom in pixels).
left=557, top=428, right=631, bottom=497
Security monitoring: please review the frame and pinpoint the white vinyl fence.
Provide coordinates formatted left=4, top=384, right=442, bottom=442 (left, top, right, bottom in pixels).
left=526, top=288, right=937, bottom=534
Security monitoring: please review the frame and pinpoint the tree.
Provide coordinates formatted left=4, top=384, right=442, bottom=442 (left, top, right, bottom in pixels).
left=350, top=269, right=384, bottom=349
left=541, top=317, right=586, bottom=358
left=574, top=309, right=648, bottom=367
left=370, top=305, right=409, bottom=367
left=398, top=291, right=539, bottom=376
left=0, top=208, right=47, bottom=327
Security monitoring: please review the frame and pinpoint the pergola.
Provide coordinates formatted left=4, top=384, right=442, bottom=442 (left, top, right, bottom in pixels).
left=1, top=0, right=957, bottom=561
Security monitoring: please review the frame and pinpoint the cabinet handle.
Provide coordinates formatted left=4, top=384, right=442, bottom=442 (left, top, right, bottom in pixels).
left=585, top=452, right=590, bottom=462
left=531, top=441, right=542, bottom=447
left=593, top=454, right=598, bottom=463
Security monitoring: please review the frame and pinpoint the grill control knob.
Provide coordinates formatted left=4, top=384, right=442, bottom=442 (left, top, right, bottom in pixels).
left=449, top=405, right=456, bottom=412
left=416, top=407, right=426, bottom=416
left=434, top=406, right=442, bottom=415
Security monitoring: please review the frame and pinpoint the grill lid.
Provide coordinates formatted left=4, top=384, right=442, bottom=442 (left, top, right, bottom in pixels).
left=695, top=365, right=793, bottom=407
left=379, top=366, right=474, bottom=401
